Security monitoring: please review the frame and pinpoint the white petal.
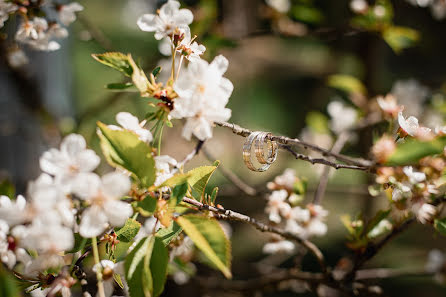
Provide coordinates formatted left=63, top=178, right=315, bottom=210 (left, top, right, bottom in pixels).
left=174, top=9, right=193, bottom=25
left=101, top=172, right=131, bottom=199
left=210, top=55, right=229, bottom=76
left=75, top=149, right=100, bottom=173
left=160, top=0, right=181, bottom=18
left=79, top=206, right=108, bottom=238
left=116, top=112, right=141, bottom=131
left=39, top=149, right=66, bottom=176
left=61, top=134, right=87, bottom=158
left=72, top=173, right=102, bottom=200
left=103, top=200, right=133, bottom=227
left=137, top=14, right=158, bottom=32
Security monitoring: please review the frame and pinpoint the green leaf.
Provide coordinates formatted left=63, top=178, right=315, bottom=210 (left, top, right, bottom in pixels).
left=106, top=82, right=134, bottom=90
left=152, top=66, right=161, bottom=77
left=128, top=55, right=150, bottom=95
left=134, top=195, right=157, bottom=217
left=306, top=111, right=329, bottom=134
left=382, top=26, right=419, bottom=54
left=434, top=218, right=446, bottom=236
left=341, top=215, right=355, bottom=236
left=156, top=221, right=183, bottom=246
left=150, top=237, right=169, bottom=297
left=97, top=122, right=156, bottom=187
left=187, top=161, right=220, bottom=199
left=92, top=52, right=133, bottom=77
left=157, top=173, right=191, bottom=189
left=176, top=215, right=231, bottom=278
left=115, top=218, right=141, bottom=242
left=125, top=236, right=155, bottom=297
left=327, top=74, right=366, bottom=95
left=0, top=265, right=21, bottom=297
left=124, top=236, right=168, bottom=297
left=0, top=179, right=15, bottom=198
left=172, top=183, right=188, bottom=205
left=385, top=136, right=446, bottom=166
left=291, top=5, right=324, bottom=24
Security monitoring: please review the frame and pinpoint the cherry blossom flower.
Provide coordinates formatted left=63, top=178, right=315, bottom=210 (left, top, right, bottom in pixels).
left=73, top=172, right=132, bottom=238
left=377, top=95, right=403, bottom=118
left=93, top=260, right=124, bottom=297
left=391, top=182, right=412, bottom=201
left=171, top=55, right=233, bottom=140
left=327, top=101, right=357, bottom=134
left=368, top=219, right=392, bottom=238
left=397, top=112, right=420, bottom=137
left=108, top=112, right=153, bottom=144
left=16, top=18, right=68, bottom=51
left=265, top=190, right=292, bottom=223
left=40, top=134, right=100, bottom=192
left=0, top=195, right=27, bottom=226
left=58, top=2, right=84, bottom=26
left=0, top=1, right=17, bottom=28
left=177, top=27, right=206, bottom=61
left=371, top=135, right=396, bottom=163
left=154, top=155, right=178, bottom=188
left=266, top=0, right=291, bottom=13
left=137, top=0, right=193, bottom=40
left=267, top=168, right=297, bottom=191
left=403, top=166, right=426, bottom=184
left=350, top=0, right=368, bottom=13
left=263, top=240, right=295, bottom=254
left=0, top=221, right=31, bottom=269
left=412, top=202, right=436, bottom=224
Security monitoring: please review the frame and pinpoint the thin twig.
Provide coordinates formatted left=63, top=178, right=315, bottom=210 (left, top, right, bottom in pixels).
left=173, top=140, right=205, bottom=173
left=181, top=197, right=327, bottom=274
left=313, top=132, right=351, bottom=205
left=214, top=121, right=372, bottom=167
left=201, top=146, right=258, bottom=196
left=281, top=144, right=369, bottom=171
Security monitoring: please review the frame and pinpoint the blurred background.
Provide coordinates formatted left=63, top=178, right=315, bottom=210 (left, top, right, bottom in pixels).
left=1, top=0, right=446, bottom=296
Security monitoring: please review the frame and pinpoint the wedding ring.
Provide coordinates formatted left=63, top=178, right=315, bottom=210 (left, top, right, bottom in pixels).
left=243, top=131, right=275, bottom=172
left=254, top=132, right=278, bottom=164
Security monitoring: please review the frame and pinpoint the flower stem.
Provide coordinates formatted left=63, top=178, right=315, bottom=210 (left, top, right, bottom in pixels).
left=170, top=42, right=176, bottom=82
left=176, top=55, right=184, bottom=81
left=92, top=237, right=106, bottom=297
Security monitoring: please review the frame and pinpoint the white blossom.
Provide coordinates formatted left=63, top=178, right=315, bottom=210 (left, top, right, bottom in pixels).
left=40, top=134, right=100, bottom=193
left=368, top=219, right=392, bottom=238
left=391, top=182, right=412, bottom=201
left=137, top=0, right=193, bottom=40
left=108, top=112, right=153, bottom=144
left=350, top=0, right=368, bottom=13
left=267, top=168, right=296, bottom=191
left=412, top=202, right=436, bottom=224
left=154, top=155, right=178, bottom=188
left=0, top=1, right=17, bottom=28
left=266, top=0, right=291, bottom=13
left=58, top=2, right=84, bottom=26
left=398, top=112, right=420, bottom=137
left=265, top=190, right=291, bottom=223
left=263, top=240, right=295, bottom=254
left=0, top=195, right=27, bottom=226
left=16, top=18, right=68, bottom=51
left=327, top=101, right=357, bottom=134
left=177, top=27, right=206, bottom=61
left=171, top=55, right=233, bottom=140
left=403, top=166, right=426, bottom=184
left=73, top=172, right=132, bottom=238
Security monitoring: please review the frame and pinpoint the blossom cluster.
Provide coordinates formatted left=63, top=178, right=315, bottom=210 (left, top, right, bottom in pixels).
left=372, top=86, right=446, bottom=225
left=263, top=169, right=328, bottom=254
left=0, top=0, right=83, bottom=51
left=137, top=0, right=233, bottom=141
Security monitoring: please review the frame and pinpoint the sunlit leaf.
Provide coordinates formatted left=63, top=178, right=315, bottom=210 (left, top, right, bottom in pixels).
left=176, top=215, right=231, bottom=278
left=115, top=218, right=141, bottom=242
left=382, top=26, right=419, bottom=54
left=92, top=52, right=133, bottom=76
left=97, top=122, right=156, bottom=188
left=385, top=136, right=446, bottom=166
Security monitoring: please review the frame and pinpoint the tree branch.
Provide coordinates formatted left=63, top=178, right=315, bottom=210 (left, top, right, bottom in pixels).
left=181, top=197, right=327, bottom=275
left=214, top=121, right=373, bottom=168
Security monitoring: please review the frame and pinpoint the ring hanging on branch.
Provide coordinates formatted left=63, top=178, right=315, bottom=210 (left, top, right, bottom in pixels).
left=243, top=131, right=278, bottom=172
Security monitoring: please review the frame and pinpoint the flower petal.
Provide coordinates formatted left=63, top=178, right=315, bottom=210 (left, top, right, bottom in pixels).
left=79, top=205, right=108, bottom=238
